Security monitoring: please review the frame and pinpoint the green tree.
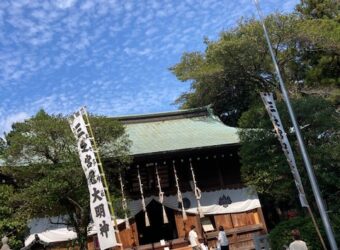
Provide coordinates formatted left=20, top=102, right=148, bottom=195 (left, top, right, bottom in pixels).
left=294, top=18, right=340, bottom=105
left=171, top=13, right=339, bottom=126
left=294, top=0, right=340, bottom=101
left=238, top=96, right=340, bottom=213
left=0, top=138, right=5, bottom=155
left=171, top=14, right=291, bottom=126
left=1, top=110, right=131, bottom=250
left=0, top=184, right=28, bottom=250
left=296, top=0, right=339, bottom=20
left=269, top=214, right=340, bottom=249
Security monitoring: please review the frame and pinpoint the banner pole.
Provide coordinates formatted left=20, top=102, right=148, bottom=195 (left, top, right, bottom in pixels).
left=82, top=107, right=123, bottom=249
left=254, top=1, right=338, bottom=249
left=307, top=206, right=327, bottom=250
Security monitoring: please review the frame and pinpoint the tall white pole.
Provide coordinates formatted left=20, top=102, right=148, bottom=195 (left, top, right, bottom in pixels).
left=254, top=1, right=338, bottom=249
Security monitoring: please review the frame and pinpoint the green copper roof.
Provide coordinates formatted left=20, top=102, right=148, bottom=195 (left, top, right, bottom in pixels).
left=115, top=107, right=240, bottom=156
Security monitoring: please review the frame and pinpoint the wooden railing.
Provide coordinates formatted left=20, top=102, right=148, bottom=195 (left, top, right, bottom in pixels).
left=205, top=224, right=264, bottom=250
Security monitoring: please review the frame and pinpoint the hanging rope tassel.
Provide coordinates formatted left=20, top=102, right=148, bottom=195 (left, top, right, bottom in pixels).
left=190, top=159, right=204, bottom=218
left=144, top=211, right=150, bottom=227
left=137, top=166, right=150, bottom=227
left=173, top=161, right=187, bottom=221
left=181, top=198, right=187, bottom=221
left=196, top=195, right=204, bottom=218
left=119, top=173, right=130, bottom=229
left=122, top=196, right=130, bottom=229
left=155, top=164, right=169, bottom=224
left=162, top=205, right=169, bottom=224
left=124, top=211, right=130, bottom=229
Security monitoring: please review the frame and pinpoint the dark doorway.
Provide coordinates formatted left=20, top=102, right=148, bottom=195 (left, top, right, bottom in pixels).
left=135, top=200, right=178, bottom=245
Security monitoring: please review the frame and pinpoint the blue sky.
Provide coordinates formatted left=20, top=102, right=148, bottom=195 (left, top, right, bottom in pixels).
left=0, top=0, right=299, bottom=136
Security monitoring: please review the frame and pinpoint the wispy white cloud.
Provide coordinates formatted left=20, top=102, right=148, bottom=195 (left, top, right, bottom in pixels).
left=0, top=112, right=30, bottom=137
left=0, top=0, right=299, bottom=136
left=54, top=0, right=77, bottom=9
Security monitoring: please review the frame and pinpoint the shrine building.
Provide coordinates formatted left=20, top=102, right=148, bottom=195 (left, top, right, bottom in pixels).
left=24, top=107, right=268, bottom=250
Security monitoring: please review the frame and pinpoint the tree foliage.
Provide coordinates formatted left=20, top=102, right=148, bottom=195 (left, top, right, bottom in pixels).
left=269, top=215, right=340, bottom=250
left=296, top=0, right=339, bottom=20
left=1, top=110, right=131, bottom=249
left=0, top=185, right=28, bottom=250
left=171, top=15, right=284, bottom=126
left=171, top=11, right=340, bottom=126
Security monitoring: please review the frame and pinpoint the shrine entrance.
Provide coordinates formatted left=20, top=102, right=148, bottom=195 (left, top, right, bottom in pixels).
left=135, top=200, right=178, bottom=245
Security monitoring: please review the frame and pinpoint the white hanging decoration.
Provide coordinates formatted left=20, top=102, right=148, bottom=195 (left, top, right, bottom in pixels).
left=69, top=108, right=117, bottom=249
left=119, top=173, right=130, bottom=229
left=137, top=166, right=150, bottom=227
left=190, top=159, right=204, bottom=218
left=155, top=163, right=169, bottom=224
left=173, top=161, right=187, bottom=221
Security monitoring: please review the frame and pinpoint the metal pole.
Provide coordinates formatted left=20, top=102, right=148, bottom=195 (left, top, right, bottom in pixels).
left=254, top=1, right=338, bottom=249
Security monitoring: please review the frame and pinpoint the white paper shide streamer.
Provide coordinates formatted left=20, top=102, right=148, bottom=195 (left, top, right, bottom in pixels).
left=260, top=93, right=309, bottom=207
left=69, top=109, right=117, bottom=250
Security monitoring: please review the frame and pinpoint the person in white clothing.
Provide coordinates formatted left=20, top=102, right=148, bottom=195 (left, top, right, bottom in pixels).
left=188, top=225, right=201, bottom=250
left=289, top=229, right=308, bottom=250
left=217, top=226, right=229, bottom=250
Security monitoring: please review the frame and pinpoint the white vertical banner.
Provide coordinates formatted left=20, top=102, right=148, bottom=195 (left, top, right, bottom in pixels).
left=69, top=109, right=117, bottom=250
left=260, top=93, right=309, bottom=207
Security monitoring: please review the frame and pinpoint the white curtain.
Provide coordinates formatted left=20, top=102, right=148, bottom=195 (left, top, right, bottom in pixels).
left=127, top=187, right=260, bottom=216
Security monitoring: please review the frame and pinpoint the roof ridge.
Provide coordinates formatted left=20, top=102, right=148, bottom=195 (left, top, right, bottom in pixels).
left=113, top=106, right=212, bottom=124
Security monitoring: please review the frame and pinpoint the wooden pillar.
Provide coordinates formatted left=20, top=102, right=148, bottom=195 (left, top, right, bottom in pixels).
left=196, top=214, right=204, bottom=241
left=257, top=207, right=268, bottom=233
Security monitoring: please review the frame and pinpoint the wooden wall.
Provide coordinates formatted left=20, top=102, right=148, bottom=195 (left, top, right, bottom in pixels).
left=174, top=212, right=202, bottom=239
left=208, top=208, right=266, bottom=250
left=116, top=208, right=265, bottom=250
left=118, top=221, right=139, bottom=248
